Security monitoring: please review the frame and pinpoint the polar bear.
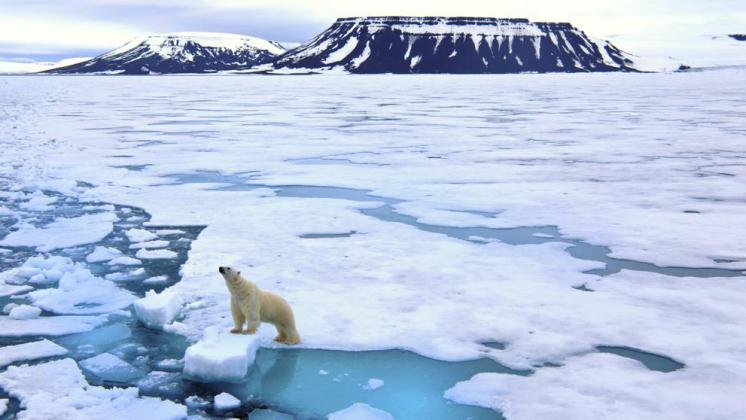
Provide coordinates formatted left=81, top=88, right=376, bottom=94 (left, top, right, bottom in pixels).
left=218, top=266, right=300, bottom=345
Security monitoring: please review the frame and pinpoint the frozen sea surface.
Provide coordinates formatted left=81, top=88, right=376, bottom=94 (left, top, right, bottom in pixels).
left=1, top=71, right=746, bottom=419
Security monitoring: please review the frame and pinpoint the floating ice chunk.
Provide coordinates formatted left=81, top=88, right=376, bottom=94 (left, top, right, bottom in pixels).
left=183, top=326, right=260, bottom=382
left=143, top=275, right=169, bottom=286
left=3, top=255, right=75, bottom=286
left=0, top=213, right=116, bottom=252
left=155, top=358, right=184, bottom=371
left=328, top=403, right=394, bottom=420
left=105, top=268, right=146, bottom=282
left=133, top=290, right=183, bottom=328
left=19, top=192, right=57, bottom=211
left=156, top=229, right=185, bottom=236
left=0, top=399, right=6, bottom=416
left=319, top=369, right=329, bottom=375
left=136, top=371, right=181, bottom=394
left=0, top=315, right=107, bottom=336
left=0, top=283, right=32, bottom=297
left=108, top=256, right=142, bottom=266
left=9, top=304, right=41, bottom=320
left=214, top=392, right=241, bottom=411
left=126, top=228, right=158, bottom=243
left=2, top=303, right=18, bottom=314
left=57, top=324, right=132, bottom=358
left=86, top=246, right=123, bottom=263
left=251, top=408, right=294, bottom=420
left=80, top=353, right=144, bottom=383
left=136, top=249, right=178, bottom=259
left=185, top=395, right=210, bottom=409
left=129, top=240, right=169, bottom=249
left=0, top=339, right=68, bottom=367
left=363, top=378, right=384, bottom=390
left=0, top=358, right=185, bottom=419
left=29, top=267, right=135, bottom=315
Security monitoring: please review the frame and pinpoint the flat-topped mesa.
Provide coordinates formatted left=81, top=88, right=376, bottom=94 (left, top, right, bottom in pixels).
left=271, top=16, right=636, bottom=73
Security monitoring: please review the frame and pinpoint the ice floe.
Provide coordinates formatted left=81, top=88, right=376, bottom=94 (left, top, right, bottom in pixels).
left=135, top=248, right=177, bottom=259
left=0, top=212, right=116, bottom=252
left=0, top=358, right=185, bottom=419
left=183, top=326, right=260, bottom=382
left=0, top=315, right=108, bottom=337
left=8, top=305, right=41, bottom=320
left=0, top=339, right=68, bottom=367
left=328, top=403, right=394, bottom=420
left=133, top=290, right=182, bottom=328
left=213, top=392, right=241, bottom=411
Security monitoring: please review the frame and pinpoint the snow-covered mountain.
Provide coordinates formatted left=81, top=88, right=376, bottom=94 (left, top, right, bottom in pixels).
left=267, top=17, right=636, bottom=73
left=47, top=32, right=285, bottom=74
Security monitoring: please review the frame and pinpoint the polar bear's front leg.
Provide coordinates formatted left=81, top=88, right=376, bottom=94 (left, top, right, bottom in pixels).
left=244, top=293, right=261, bottom=334
left=230, top=298, right=245, bottom=334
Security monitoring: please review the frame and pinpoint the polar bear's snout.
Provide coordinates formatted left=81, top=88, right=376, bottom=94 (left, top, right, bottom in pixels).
left=218, top=266, right=226, bottom=274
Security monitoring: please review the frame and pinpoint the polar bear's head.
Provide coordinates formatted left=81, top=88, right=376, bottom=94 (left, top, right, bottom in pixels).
left=218, top=266, right=241, bottom=282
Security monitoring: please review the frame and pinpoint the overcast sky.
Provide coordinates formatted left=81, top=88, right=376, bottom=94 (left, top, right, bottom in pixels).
left=1, top=0, right=744, bottom=62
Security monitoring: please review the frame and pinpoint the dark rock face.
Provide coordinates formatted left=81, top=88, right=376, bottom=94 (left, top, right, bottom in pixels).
left=271, top=17, right=637, bottom=73
left=47, top=33, right=285, bottom=74
left=729, top=34, right=746, bottom=41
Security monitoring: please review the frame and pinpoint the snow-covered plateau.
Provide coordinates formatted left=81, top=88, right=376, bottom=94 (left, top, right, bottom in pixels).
left=1, top=70, right=745, bottom=419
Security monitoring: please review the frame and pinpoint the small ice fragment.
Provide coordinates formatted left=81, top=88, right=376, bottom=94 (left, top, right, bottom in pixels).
left=319, top=369, right=329, bottom=375
left=328, top=403, right=394, bottom=420
left=129, top=240, right=169, bottom=249
left=2, top=303, right=18, bottom=314
left=133, top=290, right=183, bottom=328
left=0, top=398, right=6, bottom=416
left=136, top=371, right=181, bottom=394
left=363, top=378, right=384, bottom=390
left=126, top=228, right=158, bottom=243
left=155, top=358, right=184, bottom=371
left=108, top=256, right=142, bottom=266
left=143, top=275, right=169, bottom=286
left=0, top=339, right=68, bottom=367
left=105, top=268, right=146, bottom=282
left=156, top=229, right=185, bottom=236
left=185, top=395, right=210, bottom=409
left=214, top=392, right=241, bottom=411
left=183, top=326, right=260, bottom=382
left=9, top=304, right=41, bottom=320
left=80, top=352, right=144, bottom=382
left=135, top=249, right=177, bottom=259
left=86, top=246, right=123, bottom=263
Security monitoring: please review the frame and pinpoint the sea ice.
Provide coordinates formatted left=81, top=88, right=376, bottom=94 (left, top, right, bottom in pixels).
left=0, top=212, right=116, bottom=252
left=143, top=275, right=169, bottom=286
left=86, top=246, right=123, bottom=262
left=107, top=256, right=142, bottom=266
left=0, top=339, right=68, bottom=367
left=8, top=305, right=41, bottom=320
left=250, top=408, right=294, bottom=420
left=0, top=283, right=32, bottom=298
left=0, top=314, right=107, bottom=336
left=363, top=378, right=384, bottom=390
left=28, top=266, right=134, bottom=314
left=0, top=358, right=185, bottom=419
left=80, top=352, right=144, bottom=383
left=136, top=248, right=177, bottom=259
left=0, top=399, right=6, bottom=416
left=126, top=228, right=158, bottom=243
left=183, top=326, right=261, bottom=382
left=213, top=392, right=241, bottom=411
left=129, top=240, right=169, bottom=249
left=133, top=290, right=183, bottom=328
left=328, top=403, right=394, bottom=420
